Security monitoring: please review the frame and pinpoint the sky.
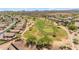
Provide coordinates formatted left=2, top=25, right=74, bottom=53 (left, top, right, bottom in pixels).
left=0, top=8, right=75, bottom=11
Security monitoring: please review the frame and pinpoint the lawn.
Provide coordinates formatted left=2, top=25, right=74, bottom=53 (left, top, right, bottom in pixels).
left=23, top=19, right=68, bottom=42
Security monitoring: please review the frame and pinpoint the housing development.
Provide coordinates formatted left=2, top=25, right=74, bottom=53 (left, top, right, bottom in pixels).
left=0, top=9, right=79, bottom=50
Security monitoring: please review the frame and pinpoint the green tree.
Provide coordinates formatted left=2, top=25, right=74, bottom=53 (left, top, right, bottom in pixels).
left=26, top=35, right=37, bottom=46
left=36, top=36, right=52, bottom=50
left=6, top=29, right=10, bottom=32
left=68, top=21, right=77, bottom=31
left=68, top=24, right=77, bottom=30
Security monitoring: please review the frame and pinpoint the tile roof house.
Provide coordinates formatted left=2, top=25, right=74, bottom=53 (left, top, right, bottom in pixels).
left=10, top=29, right=20, bottom=33
left=3, top=32, right=15, bottom=40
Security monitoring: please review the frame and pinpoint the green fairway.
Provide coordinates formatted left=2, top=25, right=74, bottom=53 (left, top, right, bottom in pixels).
left=23, top=19, right=68, bottom=42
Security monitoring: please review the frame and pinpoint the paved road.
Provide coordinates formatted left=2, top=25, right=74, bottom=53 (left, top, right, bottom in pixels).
left=0, top=20, right=17, bottom=50
left=0, top=40, right=15, bottom=50
left=0, top=20, right=16, bottom=35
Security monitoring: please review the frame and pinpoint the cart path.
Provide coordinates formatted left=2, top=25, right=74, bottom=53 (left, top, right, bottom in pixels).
left=58, top=26, right=75, bottom=50
left=21, top=20, right=35, bottom=40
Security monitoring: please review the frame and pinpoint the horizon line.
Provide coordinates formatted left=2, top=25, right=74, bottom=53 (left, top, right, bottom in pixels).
left=0, top=8, right=78, bottom=11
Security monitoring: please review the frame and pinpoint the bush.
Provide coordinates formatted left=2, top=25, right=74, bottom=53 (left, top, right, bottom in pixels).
left=6, top=29, right=10, bottom=32
left=59, top=45, right=72, bottom=50
left=68, top=21, right=77, bottom=31
left=26, top=35, right=37, bottom=45
left=36, top=36, right=52, bottom=49
left=73, top=38, right=79, bottom=44
left=68, top=24, right=77, bottom=30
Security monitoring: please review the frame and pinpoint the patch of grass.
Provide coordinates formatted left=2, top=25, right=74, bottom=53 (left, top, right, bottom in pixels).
left=0, top=40, right=7, bottom=45
left=43, top=28, right=53, bottom=33
left=24, top=26, right=44, bottom=39
left=35, top=19, right=45, bottom=31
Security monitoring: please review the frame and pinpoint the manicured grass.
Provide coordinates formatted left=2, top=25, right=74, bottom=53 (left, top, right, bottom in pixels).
left=0, top=40, right=7, bottom=45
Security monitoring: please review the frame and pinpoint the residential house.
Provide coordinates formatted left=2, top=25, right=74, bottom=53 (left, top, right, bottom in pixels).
left=3, top=32, right=15, bottom=40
